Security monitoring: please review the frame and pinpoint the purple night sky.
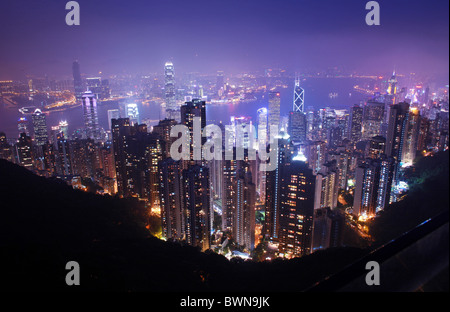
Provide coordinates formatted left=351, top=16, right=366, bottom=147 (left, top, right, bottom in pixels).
left=0, top=0, right=448, bottom=81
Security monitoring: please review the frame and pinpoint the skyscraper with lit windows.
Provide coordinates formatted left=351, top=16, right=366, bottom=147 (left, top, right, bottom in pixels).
left=350, top=105, right=363, bottom=143
left=31, top=109, right=48, bottom=146
left=16, top=132, right=33, bottom=169
left=164, top=61, right=178, bottom=121
left=268, top=91, right=281, bottom=141
left=182, top=164, right=211, bottom=251
left=82, top=90, right=101, bottom=141
left=278, top=158, right=315, bottom=258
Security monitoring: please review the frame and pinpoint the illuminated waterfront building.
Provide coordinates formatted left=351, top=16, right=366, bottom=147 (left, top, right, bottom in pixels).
left=125, top=103, right=140, bottom=126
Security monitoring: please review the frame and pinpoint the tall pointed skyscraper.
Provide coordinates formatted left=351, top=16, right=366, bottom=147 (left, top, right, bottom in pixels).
left=164, top=62, right=178, bottom=121
left=293, top=77, right=304, bottom=112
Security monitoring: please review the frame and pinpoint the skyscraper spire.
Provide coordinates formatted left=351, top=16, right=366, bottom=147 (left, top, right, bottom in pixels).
left=293, top=75, right=304, bottom=112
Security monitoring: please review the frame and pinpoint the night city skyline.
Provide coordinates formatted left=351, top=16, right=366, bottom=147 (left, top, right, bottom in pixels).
left=0, top=0, right=448, bottom=298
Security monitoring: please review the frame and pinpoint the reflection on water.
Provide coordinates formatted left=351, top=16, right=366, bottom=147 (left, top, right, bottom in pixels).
left=0, top=77, right=369, bottom=139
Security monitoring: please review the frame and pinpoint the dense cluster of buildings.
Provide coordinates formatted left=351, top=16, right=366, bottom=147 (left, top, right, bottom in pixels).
left=0, top=63, right=448, bottom=260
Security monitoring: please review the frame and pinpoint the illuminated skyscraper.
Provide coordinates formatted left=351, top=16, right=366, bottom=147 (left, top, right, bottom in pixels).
left=268, top=91, right=281, bottom=141
left=293, top=77, right=305, bottom=112
left=278, top=158, right=315, bottom=258
left=235, top=168, right=256, bottom=251
left=0, top=132, right=14, bottom=163
left=387, top=71, right=398, bottom=97
left=350, top=105, right=363, bottom=143
left=31, top=109, right=48, bottom=146
left=386, top=102, right=410, bottom=172
left=221, top=156, right=237, bottom=233
left=314, top=169, right=339, bottom=210
left=402, top=107, right=421, bottom=165
left=55, top=132, right=72, bottom=176
left=16, top=133, right=33, bottom=169
left=111, top=118, right=132, bottom=197
left=288, top=111, right=307, bottom=144
left=182, top=165, right=211, bottom=251
left=159, top=158, right=184, bottom=241
left=164, top=62, right=178, bottom=121
left=82, top=90, right=101, bottom=141
left=362, top=100, right=385, bottom=140
left=125, top=103, right=140, bottom=126
left=257, top=107, right=268, bottom=148
left=112, top=118, right=162, bottom=200
left=353, top=156, right=395, bottom=219
left=180, top=99, right=206, bottom=163
left=264, top=139, right=293, bottom=241
left=257, top=107, right=268, bottom=203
